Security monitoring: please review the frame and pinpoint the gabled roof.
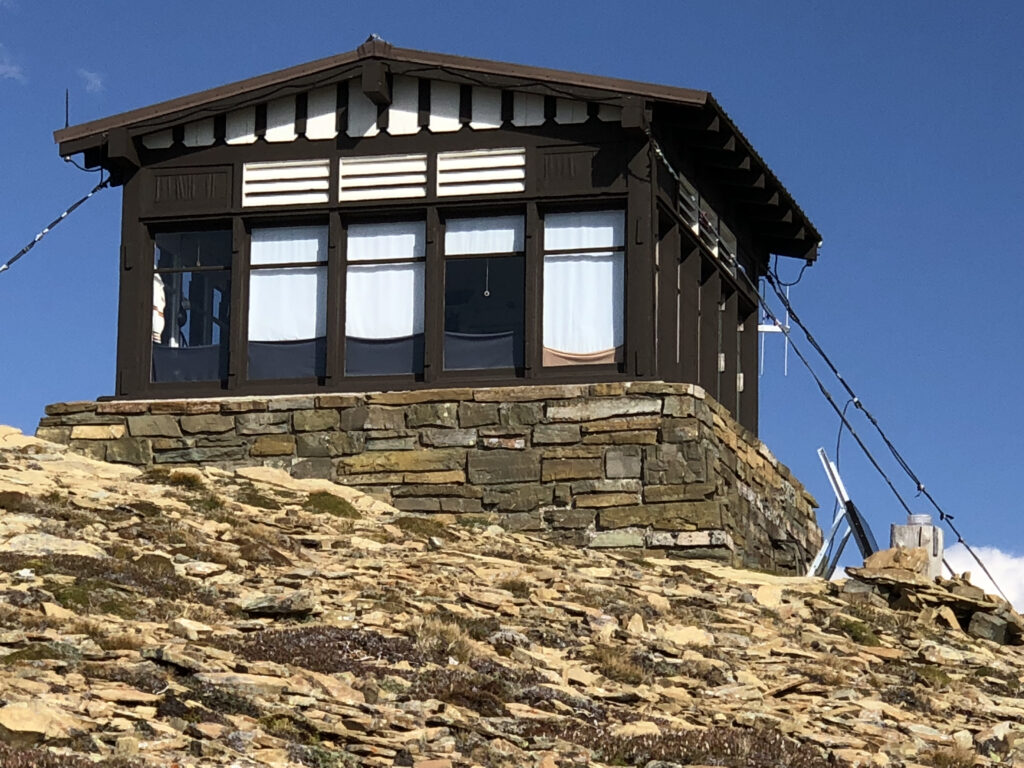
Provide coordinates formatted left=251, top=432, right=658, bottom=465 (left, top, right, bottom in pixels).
left=55, top=38, right=820, bottom=260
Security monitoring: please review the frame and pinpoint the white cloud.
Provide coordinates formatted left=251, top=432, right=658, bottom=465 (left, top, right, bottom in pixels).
left=77, top=68, right=103, bottom=93
left=0, top=43, right=25, bottom=82
left=945, top=543, right=1024, bottom=611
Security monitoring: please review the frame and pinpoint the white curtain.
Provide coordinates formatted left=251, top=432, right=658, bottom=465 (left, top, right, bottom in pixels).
left=346, top=221, right=426, bottom=339
left=445, top=215, right=524, bottom=254
left=544, top=210, right=624, bottom=251
left=543, top=211, right=625, bottom=355
left=347, top=221, right=425, bottom=261
left=249, top=226, right=327, bottom=341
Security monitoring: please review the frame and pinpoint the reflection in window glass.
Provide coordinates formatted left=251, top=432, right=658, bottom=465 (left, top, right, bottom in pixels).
left=248, top=226, right=328, bottom=380
left=443, top=215, right=524, bottom=370
left=152, top=231, right=231, bottom=383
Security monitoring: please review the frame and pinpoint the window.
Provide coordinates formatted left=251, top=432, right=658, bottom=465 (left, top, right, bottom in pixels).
left=152, top=230, right=232, bottom=383
left=248, top=225, right=328, bottom=379
left=345, top=221, right=426, bottom=376
left=443, top=215, right=525, bottom=370
left=542, top=210, right=625, bottom=366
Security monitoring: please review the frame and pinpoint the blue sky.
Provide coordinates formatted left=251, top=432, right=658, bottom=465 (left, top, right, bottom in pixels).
left=1, top=1, right=1021, bottom=597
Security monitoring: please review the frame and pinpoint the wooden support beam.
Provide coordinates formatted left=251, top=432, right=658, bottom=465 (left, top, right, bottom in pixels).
left=698, top=260, right=720, bottom=397
left=361, top=60, right=391, bottom=106
left=739, top=301, right=759, bottom=434
left=719, top=287, right=739, bottom=416
left=678, top=241, right=701, bottom=383
left=656, top=214, right=680, bottom=380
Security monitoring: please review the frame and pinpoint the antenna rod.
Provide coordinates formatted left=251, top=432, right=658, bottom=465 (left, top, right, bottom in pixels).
left=65, top=88, right=69, bottom=129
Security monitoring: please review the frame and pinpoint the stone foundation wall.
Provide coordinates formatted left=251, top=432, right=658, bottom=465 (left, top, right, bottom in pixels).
left=37, top=381, right=820, bottom=573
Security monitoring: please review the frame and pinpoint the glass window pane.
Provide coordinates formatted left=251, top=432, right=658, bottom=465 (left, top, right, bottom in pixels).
left=251, top=226, right=327, bottom=265
left=154, top=230, right=232, bottom=270
left=248, top=265, right=327, bottom=380
left=444, top=256, right=524, bottom=370
left=345, top=262, right=425, bottom=375
left=543, top=252, right=624, bottom=365
left=544, top=210, right=624, bottom=251
left=445, top=215, right=524, bottom=255
left=152, top=270, right=230, bottom=382
left=347, top=221, right=425, bottom=262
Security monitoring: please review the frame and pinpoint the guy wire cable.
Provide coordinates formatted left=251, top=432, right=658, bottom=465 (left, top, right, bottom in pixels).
left=762, top=271, right=1010, bottom=602
left=0, top=175, right=109, bottom=277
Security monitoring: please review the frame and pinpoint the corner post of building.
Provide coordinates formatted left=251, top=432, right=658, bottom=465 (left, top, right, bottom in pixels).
left=116, top=169, right=146, bottom=397
left=698, top=258, right=721, bottom=398
left=739, top=296, right=759, bottom=433
left=624, top=98, right=656, bottom=378
left=325, top=211, right=345, bottom=383
left=678, top=238, right=701, bottom=384
left=656, top=209, right=681, bottom=380
left=228, top=216, right=248, bottom=391
left=719, top=285, right=739, bottom=413
left=423, top=206, right=443, bottom=384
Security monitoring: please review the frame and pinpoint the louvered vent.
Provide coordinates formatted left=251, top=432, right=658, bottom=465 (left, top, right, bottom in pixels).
left=338, top=154, right=428, bottom=201
left=436, top=148, right=526, bottom=197
left=242, top=159, right=330, bottom=207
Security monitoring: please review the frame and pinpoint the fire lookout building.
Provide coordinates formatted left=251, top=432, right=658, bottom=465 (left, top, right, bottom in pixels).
left=45, top=39, right=824, bottom=571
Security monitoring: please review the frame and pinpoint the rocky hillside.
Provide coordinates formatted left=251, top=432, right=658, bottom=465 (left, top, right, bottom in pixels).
left=0, top=424, right=1021, bottom=768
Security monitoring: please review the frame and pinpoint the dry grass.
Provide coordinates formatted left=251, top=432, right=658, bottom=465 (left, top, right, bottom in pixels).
left=413, top=616, right=476, bottom=663
left=589, top=645, right=650, bottom=685
left=920, top=746, right=976, bottom=768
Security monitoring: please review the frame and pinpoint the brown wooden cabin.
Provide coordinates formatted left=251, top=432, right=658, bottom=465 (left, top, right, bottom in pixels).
left=55, top=38, right=820, bottom=436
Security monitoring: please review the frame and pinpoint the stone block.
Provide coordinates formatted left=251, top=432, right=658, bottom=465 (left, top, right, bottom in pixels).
left=295, top=431, right=365, bottom=457
left=599, top=501, right=723, bottom=530
left=570, top=479, right=642, bottom=494
left=60, top=412, right=128, bottom=425
left=546, top=508, right=595, bottom=529
left=662, top=395, right=698, bottom=418
left=68, top=441, right=106, bottom=460
left=366, top=437, right=418, bottom=451
left=338, top=449, right=466, bottom=474
left=661, top=417, right=702, bottom=444
left=580, top=415, right=661, bottom=433
left=236, top=412, right=290, bottom=435
left=250, top=435, right=296, bottom=457
left=605, top=446, right=642, bottom=479
left=482, top=436, right=527, bottom=450
left=316, top=394, right=362, bottom=408
left=406, top=402, right=458, bottom=428
left=547, top=396, right=661, bottom=423
left=149, top=400, right=222, bottom=415
left=266, top=396, right=317, bottom=411
left=474, top=384, right=586, bottom=402
left=290, top=458, right=334, bottom=480
left=532, top=423, right=581, bottom=445
left=588, top=382, right=628, bottom=396
left=34, top=426, right=71, bottom=444
left=151, top=437, right=191, bottom=450
left=589, top=528, right=645, bottom=548
left=180, top=414, right=236, bottom=434
left=420, top=428, right=478, bottom=448
left=500, top=402, right=543, bottom=426
left=484, top=484, right=553, bottom=512
left=574, top=492, right=641, bottom=508
left=393, top=497, right=442, bottom=512
left=292, top=409, right=340, bottom=432
left=127, top=415, right=182, bottom=438
left=968, top=612, right=1008, bottom=644
left=500, top=512, right=545, bottom=532
left=459, top=401, right=499, bottom=427
left=105, top=438, right=153, bottom=465
left=219, top=399, right=269, bottom=413
left=192, top=434, right=245, bottom=448
left=467, top=450, right=540, bottom=484
left=394, top=483, right=483, bottom=498
left=44, top=401, right=96, bottom=415
left=368, top=388, right=473, bottom=404
left=537, top=445, right=604, bottom=460
left=339, top=405, right=405, bottom=430
left=402, top=470, right=467, bottom=484
left=541, top=458, right=603, bottom=482
left=643, top=483, right=716, bottom=503
left=440, top=497, right=484, bottom=513
left=643, top=444, right=707, bottom=484
left=582, top=430, right=658, bottom=445
left=95, top=402, right=151, bottom=415
left=69, top=424, right=125, bottom=440
left=153, top=446, right=247, bottom=463
left=36, top=416, right=62, bottom=427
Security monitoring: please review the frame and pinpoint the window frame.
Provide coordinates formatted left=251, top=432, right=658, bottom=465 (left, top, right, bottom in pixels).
left=136, top=196, right=631, bottom=398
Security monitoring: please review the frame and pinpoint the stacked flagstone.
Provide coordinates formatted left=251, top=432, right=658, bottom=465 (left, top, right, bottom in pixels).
left=37, top=382, right=820, bottom=573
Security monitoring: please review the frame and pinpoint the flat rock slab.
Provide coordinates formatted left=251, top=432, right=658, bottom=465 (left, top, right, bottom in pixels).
left=0, top=533, right=106, bottom=559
